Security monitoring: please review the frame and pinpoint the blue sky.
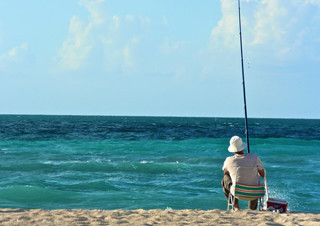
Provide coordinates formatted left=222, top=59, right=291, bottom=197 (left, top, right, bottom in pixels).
left=1, top=0, right=320, bottom=118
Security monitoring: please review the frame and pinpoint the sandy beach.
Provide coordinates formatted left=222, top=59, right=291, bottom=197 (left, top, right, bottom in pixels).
left=0, top=208, right=319, bottom=225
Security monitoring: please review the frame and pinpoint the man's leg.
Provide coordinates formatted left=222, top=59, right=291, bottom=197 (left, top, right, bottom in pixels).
left=221, top=174, right=232, bottom=200
left=221, top=174, right=239, bottom=209
left=249, top=199, right=258, bottom=210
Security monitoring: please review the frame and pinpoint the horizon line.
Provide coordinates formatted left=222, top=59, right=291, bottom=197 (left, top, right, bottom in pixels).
left=0, top=113, right=319, bottom=120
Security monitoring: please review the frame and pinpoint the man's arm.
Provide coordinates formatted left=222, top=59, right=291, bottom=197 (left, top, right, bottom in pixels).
left=258, top=168, right=265, bottom=177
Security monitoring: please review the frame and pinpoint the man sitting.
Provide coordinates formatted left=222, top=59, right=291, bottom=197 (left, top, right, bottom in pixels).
left=221, top=136, right=265, bottom=210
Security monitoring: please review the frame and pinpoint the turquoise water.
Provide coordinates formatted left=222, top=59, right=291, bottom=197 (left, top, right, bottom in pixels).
left=0, top=115, right=319, bottom=212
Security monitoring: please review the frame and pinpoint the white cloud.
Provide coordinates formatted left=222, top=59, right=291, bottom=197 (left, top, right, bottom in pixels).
left=123, top=47, right=133, bottom=68
left=210, top=0, right=238, bottom=48
left=210, top=0, right=287, bottom=48
left=208, top=0, right=320, bottom=63
left=0, top=43, right=28, bottom=59
left=125, top=15, right=135, bottom=23
left=79, top=0, right=105, bottom=25
left=139, top=16, right=152, bottom=26
left=112, top=15, right=120, bottom=29
left=56, top=0, right=153, bottom=73
left=124, top=14, right=151, bottom=26
left=98, top=14, right=152, bottom=73
left=58, top=16, right=92, bottom=70
left=101, top=33, right=144, bottom=74
left=0, top=43, right=28, bottom=71
left=9, top=44, right=28, bottom=57
left=303, top=0, right=320, bottom=6
left=251, top=0, right=287, bottom=46
left=57, top=0, right=105, bottom=70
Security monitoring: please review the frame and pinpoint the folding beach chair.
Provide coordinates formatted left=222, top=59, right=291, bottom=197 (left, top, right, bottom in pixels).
left=227, top=167, right=266, bottom=211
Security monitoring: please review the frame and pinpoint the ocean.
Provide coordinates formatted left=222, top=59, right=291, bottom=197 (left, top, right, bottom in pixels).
left=0, top=115, right=319, bottom=212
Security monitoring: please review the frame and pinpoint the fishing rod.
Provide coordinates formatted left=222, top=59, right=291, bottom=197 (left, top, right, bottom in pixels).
left=237, top=0, right=250, bottom=153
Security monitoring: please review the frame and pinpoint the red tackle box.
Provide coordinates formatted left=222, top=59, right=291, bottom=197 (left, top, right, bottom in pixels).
left=267, top=198, right=288, bottom=212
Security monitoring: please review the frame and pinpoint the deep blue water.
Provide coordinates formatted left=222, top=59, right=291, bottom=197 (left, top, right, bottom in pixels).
left=0, top=115, right=319, bottom=212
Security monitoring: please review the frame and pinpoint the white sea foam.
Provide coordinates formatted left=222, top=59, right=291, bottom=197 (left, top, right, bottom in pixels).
left=140, top=160, right=154, bottom=164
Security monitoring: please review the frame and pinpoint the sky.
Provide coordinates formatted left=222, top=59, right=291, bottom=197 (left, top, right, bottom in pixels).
left=0, top=0, right=320, bottom=119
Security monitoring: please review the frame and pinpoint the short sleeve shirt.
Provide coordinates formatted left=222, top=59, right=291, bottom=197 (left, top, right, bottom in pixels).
left=222, top=153, right=264, bottom=194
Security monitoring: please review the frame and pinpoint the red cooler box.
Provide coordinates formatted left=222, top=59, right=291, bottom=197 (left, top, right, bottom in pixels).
left=267, top=198, right=288, bottom=212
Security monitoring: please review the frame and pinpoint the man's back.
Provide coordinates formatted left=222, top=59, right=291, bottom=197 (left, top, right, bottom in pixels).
left=223, top=153, right=264, bottom=193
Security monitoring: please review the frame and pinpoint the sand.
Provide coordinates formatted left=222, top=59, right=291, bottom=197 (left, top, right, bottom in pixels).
left=0, top=208, right=319, bottom=225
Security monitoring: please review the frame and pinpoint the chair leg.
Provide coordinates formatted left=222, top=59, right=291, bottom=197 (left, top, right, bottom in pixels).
left=259, top=197, right=265, bottom=211
left=227, top=193, right=234, bottom=210
left=255, top=197, right=265, bottom=211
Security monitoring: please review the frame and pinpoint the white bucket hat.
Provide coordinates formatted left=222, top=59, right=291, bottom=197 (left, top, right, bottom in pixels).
left=228, top=136, right=247, bottom=153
